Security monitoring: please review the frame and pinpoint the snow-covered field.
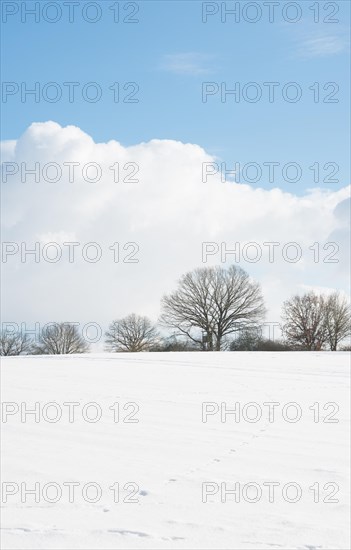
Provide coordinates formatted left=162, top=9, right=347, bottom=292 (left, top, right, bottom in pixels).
left=1, top=352, right=350, bottom=550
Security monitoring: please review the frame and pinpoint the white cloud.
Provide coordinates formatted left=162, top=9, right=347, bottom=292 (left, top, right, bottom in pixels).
left=294, top=30, right=349, bottom=58
left=160, top=53, right=214, bottom=75
left=1, top=122, right=350, bottom=333
left=0, top=139, right=16, bottom=160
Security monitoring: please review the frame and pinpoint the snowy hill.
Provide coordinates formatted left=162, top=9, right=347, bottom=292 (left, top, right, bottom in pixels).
left=1, top=352, right=350, bottom=549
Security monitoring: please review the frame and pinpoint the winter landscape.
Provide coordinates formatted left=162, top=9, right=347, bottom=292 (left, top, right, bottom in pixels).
left=1, top=1, right=350, bottom=549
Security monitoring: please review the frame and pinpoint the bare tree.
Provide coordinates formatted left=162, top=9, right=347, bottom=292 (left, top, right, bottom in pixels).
left=33, top=323, right=89, bottom=354
left=160, top=265, right=266, bottom=351
left=0, top=331, right=32, bottom=356
left=325, top=292, right=351, bottom=351
left=281, top=292, right=328, bottom=350
left=105, top=314, right=159, bottom=352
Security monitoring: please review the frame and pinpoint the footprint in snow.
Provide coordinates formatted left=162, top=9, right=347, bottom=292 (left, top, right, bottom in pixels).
left=108, top=529, right=150, bottom=538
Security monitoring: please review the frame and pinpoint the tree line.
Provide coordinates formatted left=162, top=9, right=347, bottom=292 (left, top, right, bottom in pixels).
left=1, top=265, right=350, bottom=355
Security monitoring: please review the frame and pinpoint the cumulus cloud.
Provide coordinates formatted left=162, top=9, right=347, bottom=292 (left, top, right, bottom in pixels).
left=1, top=122, right=350, bottom=335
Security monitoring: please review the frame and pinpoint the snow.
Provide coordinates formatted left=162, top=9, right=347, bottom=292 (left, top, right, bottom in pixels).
left=1, top=352, right=350, bottom=549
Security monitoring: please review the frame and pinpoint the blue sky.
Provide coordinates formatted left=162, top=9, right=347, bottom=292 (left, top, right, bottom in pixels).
left=1, top=0, right=350, bottom=193
left=1, top=1, right=350, bottom=328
